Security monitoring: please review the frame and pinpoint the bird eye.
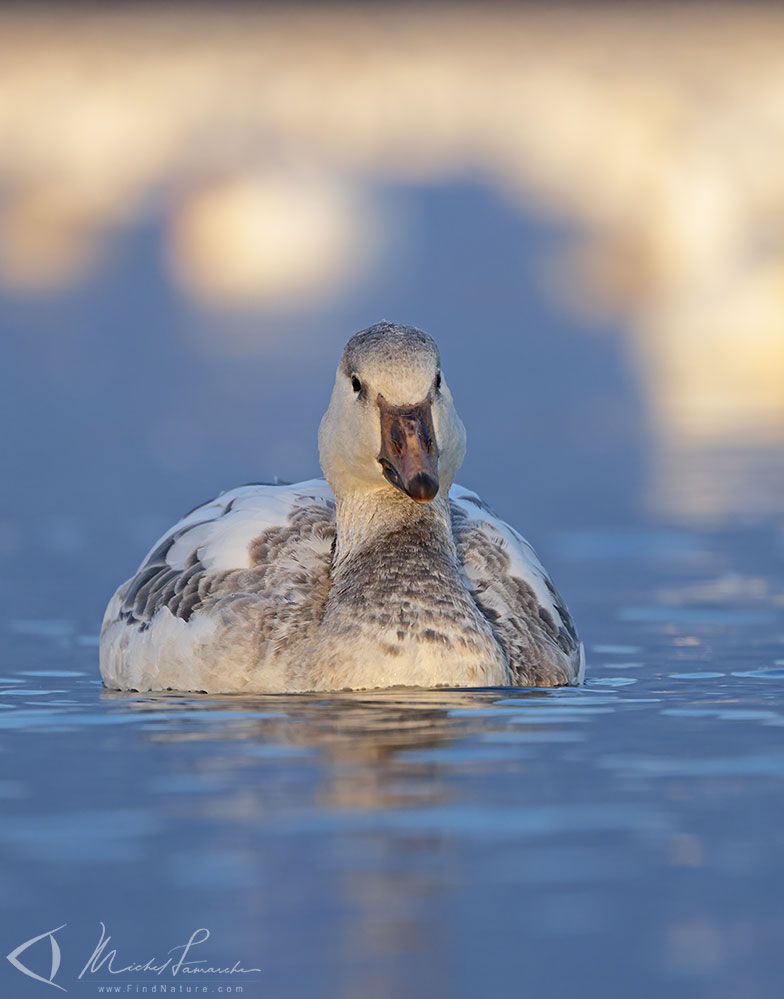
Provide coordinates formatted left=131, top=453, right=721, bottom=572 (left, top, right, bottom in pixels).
left=351, top=375, right=362, bottom=393
left=435, top=371, right=442, bottom=390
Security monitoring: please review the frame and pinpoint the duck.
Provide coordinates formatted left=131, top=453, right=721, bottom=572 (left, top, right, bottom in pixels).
left=100, top=321, right=584, bottom=693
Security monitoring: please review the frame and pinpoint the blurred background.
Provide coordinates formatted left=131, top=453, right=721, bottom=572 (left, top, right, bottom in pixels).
left=1, top=2, right=783, bottom=620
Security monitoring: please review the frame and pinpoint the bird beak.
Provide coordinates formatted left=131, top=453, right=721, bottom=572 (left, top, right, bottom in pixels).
left=378, top=395, right=439, bottom=502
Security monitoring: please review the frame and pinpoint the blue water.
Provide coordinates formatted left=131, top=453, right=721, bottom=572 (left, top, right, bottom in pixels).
left=2, top=521, right=784, bottom=997
left=1, top=184, right=783, bottom=997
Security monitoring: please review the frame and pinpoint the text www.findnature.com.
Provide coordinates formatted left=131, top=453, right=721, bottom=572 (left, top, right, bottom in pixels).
left=96, top=988, right=245, bottom=994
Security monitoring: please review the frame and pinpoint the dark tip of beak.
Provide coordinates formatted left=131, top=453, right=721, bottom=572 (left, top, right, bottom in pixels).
left=405, top=472, right=439, bottom=503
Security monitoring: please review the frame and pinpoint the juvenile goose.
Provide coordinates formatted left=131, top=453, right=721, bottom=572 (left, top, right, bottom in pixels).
left=101, top=322, right=583, bottom=693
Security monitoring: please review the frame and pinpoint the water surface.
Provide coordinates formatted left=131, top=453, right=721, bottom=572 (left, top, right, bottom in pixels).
left=2, top=518, right=783, bottom=998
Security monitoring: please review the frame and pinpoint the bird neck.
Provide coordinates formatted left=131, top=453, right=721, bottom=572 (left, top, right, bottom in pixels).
left=332, top=487, right=456, bottom=571
left=316, top=484, right=511, bottom=689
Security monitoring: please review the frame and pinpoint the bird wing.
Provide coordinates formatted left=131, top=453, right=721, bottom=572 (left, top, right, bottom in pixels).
left=100, top=479, right=336, bottom=690
left=449, top=484, right=584, bottom=686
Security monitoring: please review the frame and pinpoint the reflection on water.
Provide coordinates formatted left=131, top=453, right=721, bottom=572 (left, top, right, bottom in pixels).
left=1, top=520, right=783, bottom=996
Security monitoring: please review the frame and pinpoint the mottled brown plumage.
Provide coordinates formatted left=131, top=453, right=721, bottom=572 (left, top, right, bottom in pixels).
left=101, top=323, right=583, bottom=693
